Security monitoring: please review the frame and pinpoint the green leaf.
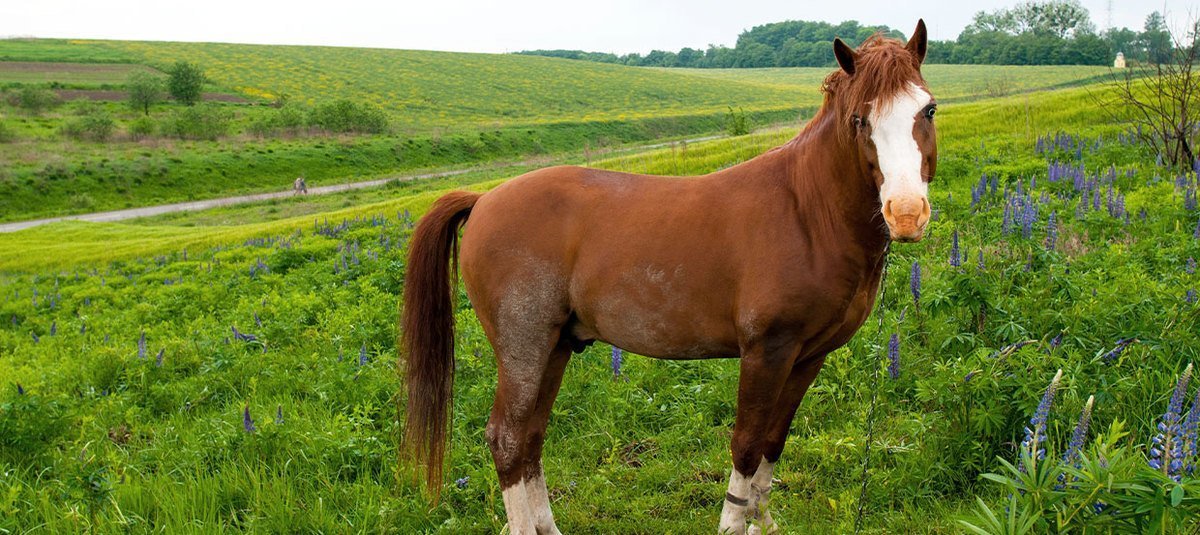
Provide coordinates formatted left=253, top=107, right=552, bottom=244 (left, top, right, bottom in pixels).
left=1170, top=484, right=1183, bottom=507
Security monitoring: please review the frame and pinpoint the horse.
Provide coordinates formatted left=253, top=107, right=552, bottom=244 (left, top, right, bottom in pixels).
left=401, top=21, right=936, bottom=534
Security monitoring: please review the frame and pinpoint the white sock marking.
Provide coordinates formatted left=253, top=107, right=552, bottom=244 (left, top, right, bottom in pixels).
left=719, top=466, right=753, bottom=534
left=526, top=471, right=561, bottom=535
left=502, top=480, right=536, bottom=535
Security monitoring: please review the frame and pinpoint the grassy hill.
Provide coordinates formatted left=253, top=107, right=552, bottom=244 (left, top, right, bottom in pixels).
left=2, top=80, right=1199, bottom=532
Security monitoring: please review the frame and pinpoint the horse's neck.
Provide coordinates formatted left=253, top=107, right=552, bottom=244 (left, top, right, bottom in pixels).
left=781, top=114, right=889, bottom=262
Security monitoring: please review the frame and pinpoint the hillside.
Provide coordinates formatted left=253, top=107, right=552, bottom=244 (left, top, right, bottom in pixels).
left=0, top=38, right=803, bottom=130
left=2, top=80, right=1199, bottom=532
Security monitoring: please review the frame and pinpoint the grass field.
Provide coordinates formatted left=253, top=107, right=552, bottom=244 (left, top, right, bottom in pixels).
left=3, top=78, right=1200, bottom=532
left=0, top=61, right=161, bottom=86
left=670, top=64, right=1115, bottom=102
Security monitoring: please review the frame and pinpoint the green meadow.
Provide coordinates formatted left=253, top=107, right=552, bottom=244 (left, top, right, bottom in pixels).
left=3, top=70, right=1200, bottom=534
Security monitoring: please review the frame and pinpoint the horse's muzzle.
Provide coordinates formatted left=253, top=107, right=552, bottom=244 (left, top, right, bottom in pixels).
left=882, top=195, right=930, bottom=242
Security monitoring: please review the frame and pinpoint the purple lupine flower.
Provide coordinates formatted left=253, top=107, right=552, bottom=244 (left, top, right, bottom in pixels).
left=254, top=312, right=262, bottom=328
left=275, top=405, right=284, bottom=425
left=950, top=230, right=962, bottom=267
left=1020, top=369, right=1063, bottom=471
left=1062, top=395, right=1094, bottom=465
left=359, top=344, right=369, bottom=366
left=15, top=383, right=24, bottom=395
left=155, top=348, right=164, bottom=367
left=138, top=330, right=147, bottom=359
left=1049, top=332, right=1064, bottom=351
left=909, top=261, right=921, bottom=306
left=1188, top=290, right=1198, bottom=304
left=1149, top=363, right=1193, bottom=480
left=886, top=333, right=900, bottom=380
left=1181, top=386, right=1200, bottom=472
left=1188, top=258, right=1197, bottom=275
left=977, top=249, right=985, bottom=271
left=31, top=332, right=39, bottom=343
left=1100, top=338, right=1135, bottom=363
left=243, top=405, right=256, bottom=434
left=455, top=476, right=470, bottom=489
left=964, top=370, right=978, bottom=383
left=1194, top=217, right=1200, bottom=239
left=49, top=321, right=56, bottom=336
left=231, top=326, right=258, bottom=343
left=1045, top=211, right=1058, bottom=251
left=80, top=322, right=86, bottom=335
left=611, top=346, right=623, bottom=379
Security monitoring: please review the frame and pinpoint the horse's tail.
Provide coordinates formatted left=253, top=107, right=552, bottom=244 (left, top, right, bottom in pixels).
left=400, top=190, right=481, bottom=502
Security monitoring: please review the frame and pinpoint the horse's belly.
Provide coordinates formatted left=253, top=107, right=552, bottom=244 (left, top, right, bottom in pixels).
left=573, top=288, right=738, bottom=360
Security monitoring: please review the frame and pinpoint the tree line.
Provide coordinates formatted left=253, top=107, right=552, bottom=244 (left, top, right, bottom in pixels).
left=518, top=1, right=1173, bottom=67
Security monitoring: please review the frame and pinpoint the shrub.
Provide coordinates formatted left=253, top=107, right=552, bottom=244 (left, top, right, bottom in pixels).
left=129, top=116, right=156, bottom=139
left=61, top=108, right=115, bottom=142
left=725, top=106, right=749, bottom=136
left=12, top=87, right=59, bottom=115
left=307, top=99, right=388, bottom=134
left=161, top=103, right=232, bottom=140
left=248, top=104, right=308, bottom=137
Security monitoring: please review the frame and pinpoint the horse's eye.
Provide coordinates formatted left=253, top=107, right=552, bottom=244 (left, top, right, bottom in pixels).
left=924, top=105, right=937, bottom=119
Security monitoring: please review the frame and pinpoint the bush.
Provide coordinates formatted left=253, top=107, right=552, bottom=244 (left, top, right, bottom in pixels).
left=11, top=87, right=59, bottom=115
left=128, top=116, right=156, bottom=139
left=127, top=70, right=164, bottom=115
left=248, top=104, right=309, bottom=137
left=307, top=100, right=388, bottom=134
left=725, top=106, right=750, bottom=136
left=161, top=103, right=232, bottom=140
left=61, top=108, right=115, bottom=142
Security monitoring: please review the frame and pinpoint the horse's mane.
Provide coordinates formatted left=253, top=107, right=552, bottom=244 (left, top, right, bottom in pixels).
left=817, top=34, right=924, bottom=141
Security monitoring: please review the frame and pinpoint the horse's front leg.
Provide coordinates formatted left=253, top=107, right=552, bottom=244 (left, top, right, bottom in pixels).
left=719, top=339, right=803, bottom=535
left=745, top=354, right=827, bottom=534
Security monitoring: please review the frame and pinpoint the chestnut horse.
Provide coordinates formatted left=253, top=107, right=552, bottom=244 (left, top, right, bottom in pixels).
left=402, top=21, right=935, bottom=534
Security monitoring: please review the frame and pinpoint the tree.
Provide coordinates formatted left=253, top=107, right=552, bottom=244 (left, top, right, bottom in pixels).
left=1099, top=16, right=1200, bottom=169
left=1142, top=11, right=1172, bottom=64
left=126, top=71, right=163, bottom=116
left=167, top=61, right=206, bottom=106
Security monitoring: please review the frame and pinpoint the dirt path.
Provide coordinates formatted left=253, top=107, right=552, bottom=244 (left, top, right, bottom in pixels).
left=0, top=132, right=738, bottom=233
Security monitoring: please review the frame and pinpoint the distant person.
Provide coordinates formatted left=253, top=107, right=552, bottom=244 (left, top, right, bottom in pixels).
left=294, top=176, right=308, bottom=195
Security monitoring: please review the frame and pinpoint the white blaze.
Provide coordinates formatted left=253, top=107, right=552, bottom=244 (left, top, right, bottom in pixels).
left=870, top=82, right=931, bottom=208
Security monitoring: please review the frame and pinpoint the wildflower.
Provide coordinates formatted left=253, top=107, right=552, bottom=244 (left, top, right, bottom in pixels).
left=886, top=333, right=900, bottom=380
left=231, top=326, right=258, bottom=343
left=964, top=371, right=978, bottom=383
left=1188, top=258, right=1197, bottom=275
left=950, top=230, right=962, bottom=267
left=1100, top=338, right=1135, bottom=363
left=49, top=321, right=56, bottom=336
left=1045, top=211, right=1058, bottom=251
left=15, top=383, right=24, bottom=395
left=1020, top=369, right=1063, bottom=471
left=455, top=476, right=470, bottom=489
left=977, top=249, right=985, bottom=270
left=80, top=322, right=86, bottom=335
left=275, top=405, right=284, bottom=425
left=910, top=261, right=921, bottom=306
left=138, top=330, right=147, bottom=359
left=155, top=349, right=164, bottom=367
left=611, top=346, right=623, bottom=379
left=31, top=332, right=39, bottom=343
left=359, top=344, right=369, bottom=366
left=1188, top=290, right=1197, bottom=304
left=1062, top=395, right=1094, bottom=465
left=243, top=405, right=256, bottom=434
left=254, top=312, right=262, bottom=328
left=1049, top=332, right=1064, bottom=351
left=1194, top=217, right=1200, bottom=239
left=1181, top=386, right=1200, bottom=470
left=1149, top=363, right=1193, bottom=480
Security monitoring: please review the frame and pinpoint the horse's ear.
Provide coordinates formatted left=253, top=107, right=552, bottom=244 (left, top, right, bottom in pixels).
left=833, top=38, right=857, bottom=76
left=906, top=19, right=928, bottom=66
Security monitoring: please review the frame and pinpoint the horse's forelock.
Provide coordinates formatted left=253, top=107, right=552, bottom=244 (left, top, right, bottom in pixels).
left=822, top=34, right=924, bottom=137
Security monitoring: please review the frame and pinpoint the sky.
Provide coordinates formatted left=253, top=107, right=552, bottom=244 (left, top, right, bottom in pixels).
left=0, top=0, right=1194, bottom=55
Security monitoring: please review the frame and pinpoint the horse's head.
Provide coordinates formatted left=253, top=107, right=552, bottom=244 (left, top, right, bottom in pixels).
left=827, top=20, right=936, bottom=242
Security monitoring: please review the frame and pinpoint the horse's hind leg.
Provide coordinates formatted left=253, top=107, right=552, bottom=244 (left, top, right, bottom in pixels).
left=479, top=295, right=570, bottom=535
left=522, top=342, right=571, bottom=535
